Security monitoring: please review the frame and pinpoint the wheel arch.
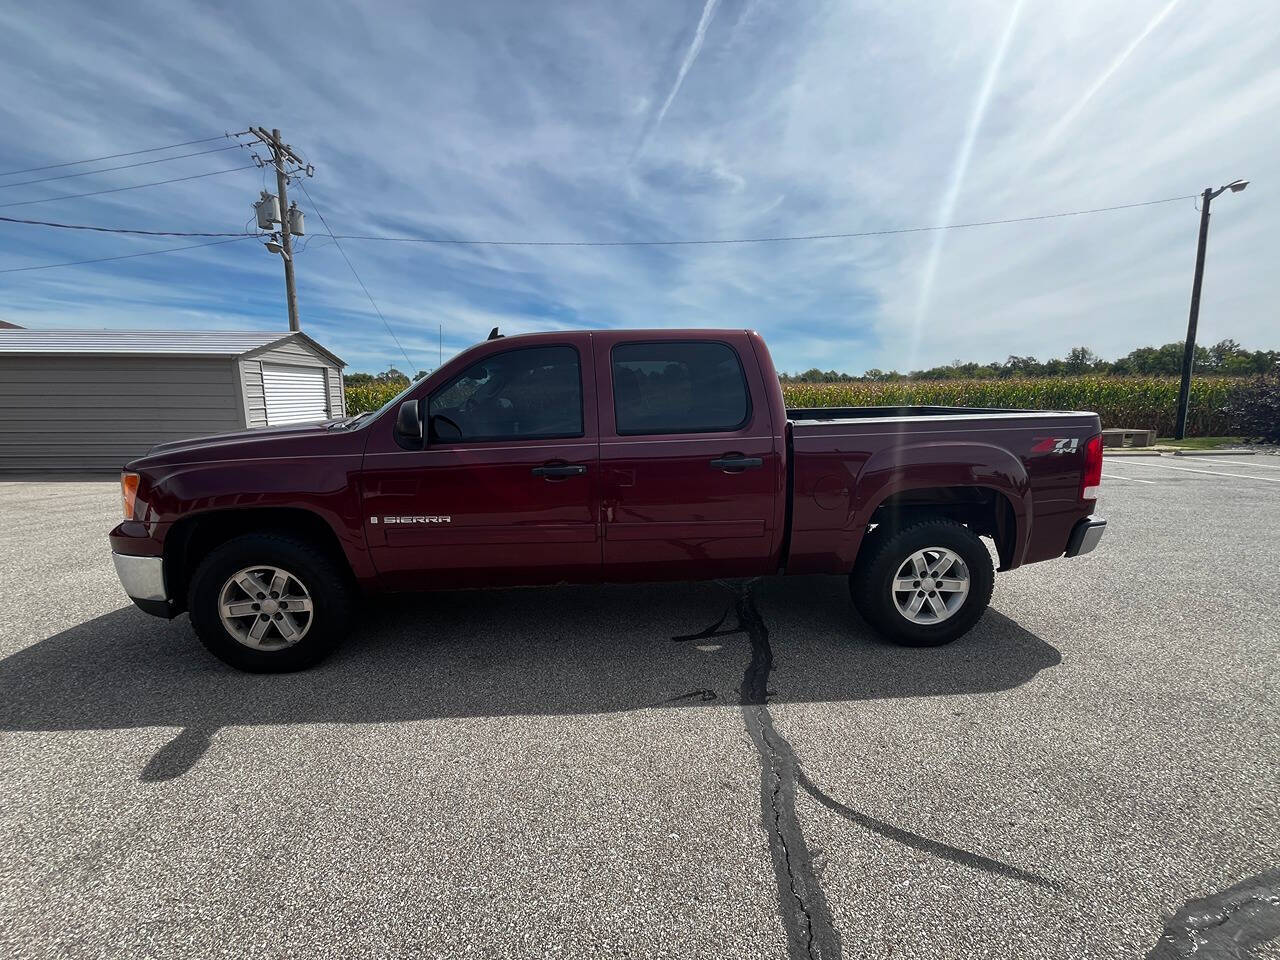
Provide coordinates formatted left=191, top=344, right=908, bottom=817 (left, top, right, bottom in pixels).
left=164, top=507, right=356, bottom=614
left=849, top=442, right=1031, bottom=571
left=864, top=484, right=1020, bottom=570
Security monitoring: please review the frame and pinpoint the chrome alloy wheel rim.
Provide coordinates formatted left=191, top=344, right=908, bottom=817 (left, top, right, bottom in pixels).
left=217, top=565, right=314, bottom=650
left=891, top=547, right=970, bottom=625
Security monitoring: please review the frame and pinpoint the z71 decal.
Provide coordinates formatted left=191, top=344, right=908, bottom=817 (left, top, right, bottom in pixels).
left=1030, top=437, right=1080, bottom=455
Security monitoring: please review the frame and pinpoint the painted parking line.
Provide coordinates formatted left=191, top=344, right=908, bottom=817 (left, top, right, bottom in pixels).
left=1172, top=455, right=1280, bottom=470
left=1101, top=473, right=1157, bottom=484
left=1120, top=461, right=1280, bottom=484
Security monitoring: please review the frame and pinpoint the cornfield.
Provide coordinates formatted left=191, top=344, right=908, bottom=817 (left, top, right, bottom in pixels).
left=345, top=383, right=404, bottom=413
left=781, top=376, right=1242, bottom=437
left=346, top=376, right=1246, bottom=437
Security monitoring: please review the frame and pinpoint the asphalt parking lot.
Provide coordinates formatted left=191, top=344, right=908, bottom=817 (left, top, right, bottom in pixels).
left=1, top=458, right=1277, bottom=959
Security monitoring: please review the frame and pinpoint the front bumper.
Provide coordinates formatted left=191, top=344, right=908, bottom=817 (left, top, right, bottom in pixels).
left=111, top=552, right=174, bottom=618
left=1064, top=515, right=1107, bottom=557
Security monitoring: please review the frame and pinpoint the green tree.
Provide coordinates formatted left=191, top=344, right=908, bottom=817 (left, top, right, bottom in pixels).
left=1063, top=346, right=1103, bottom=374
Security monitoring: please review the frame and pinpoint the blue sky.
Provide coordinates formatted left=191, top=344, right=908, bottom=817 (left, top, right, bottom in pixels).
left=1, top=0, right=1277, bottom=374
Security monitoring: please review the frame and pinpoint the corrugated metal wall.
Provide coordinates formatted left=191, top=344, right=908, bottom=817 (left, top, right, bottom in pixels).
left=239, top=359, right=267, bottom=428
left=0, top=356, right=244, bottom=473
left=326, top=366, right=345, bottom=419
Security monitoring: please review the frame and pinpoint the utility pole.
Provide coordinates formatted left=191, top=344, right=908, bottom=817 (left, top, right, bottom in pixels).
left=247, top=127, right=313, bottom=332
left=270, top=128, right=299, bottom=332
left=1173, top=178, right=1248, bottom=439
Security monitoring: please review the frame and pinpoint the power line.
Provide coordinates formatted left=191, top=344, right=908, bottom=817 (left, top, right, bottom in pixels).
left=327, top=194, right=1199, bottom=247
left=0, top=214, right=252, bottom=237
left=296, top=181, right=416, bottom=372
left=0, top=134, right=244, bottom=177
left=0, top=144, right=246, bottom=190
left=0, top=236, right=257, bottom=274
left=0, top=165, right=257, bottom=209
left=0, top=192, right=1199, bottom=247
left=0, top=190, right=1205, bottom=279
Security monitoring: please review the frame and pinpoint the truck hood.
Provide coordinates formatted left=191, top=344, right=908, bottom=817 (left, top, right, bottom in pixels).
left=127, top=418, right=364, bottom=470
left=146, top=420, right=342, bottom=455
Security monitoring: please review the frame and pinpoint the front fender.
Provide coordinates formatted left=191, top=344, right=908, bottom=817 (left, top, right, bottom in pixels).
left=137, top=454, right=375, bottom=583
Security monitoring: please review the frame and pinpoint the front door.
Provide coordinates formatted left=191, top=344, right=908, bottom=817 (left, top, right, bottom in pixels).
left=595, top=333, right=780, bottom=582
left=362, top=337, right=600, bottom=590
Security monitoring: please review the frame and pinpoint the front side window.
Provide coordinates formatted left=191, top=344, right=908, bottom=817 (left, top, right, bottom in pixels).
left=612, top=341, right=750, bottom=435
left=428, top=345, right=583, bottom=443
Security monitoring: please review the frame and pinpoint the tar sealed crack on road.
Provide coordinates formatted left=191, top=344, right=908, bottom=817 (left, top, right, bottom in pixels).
left=732, top=578, right=843, bottom=960
left=676, top=579, right=842, bottom=958
left=1146, top=868, right=1280, bottom=960
left=678, top=579, right=1065, bottom=960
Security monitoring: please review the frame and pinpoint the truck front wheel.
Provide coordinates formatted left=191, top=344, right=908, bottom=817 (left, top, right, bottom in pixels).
left=187, top=533, right=353, bottom=672
left=850, top=519, right=994, bottom=647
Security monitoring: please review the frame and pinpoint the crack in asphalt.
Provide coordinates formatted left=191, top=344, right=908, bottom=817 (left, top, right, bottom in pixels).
left=732, top=578, right=843, bottom=960
left=680, top=578, right=1068, bottom=959
left=1146, top=868, right=1280, bottom=959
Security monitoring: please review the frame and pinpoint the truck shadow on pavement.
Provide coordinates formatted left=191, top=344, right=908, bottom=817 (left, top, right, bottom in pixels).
left=0, top=574, right=1060, bottom=784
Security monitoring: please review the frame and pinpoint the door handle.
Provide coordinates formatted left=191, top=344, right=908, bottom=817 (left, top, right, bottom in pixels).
left=532, top=464, right=587, bottom=479
left=710, top=456, right=763, bottom=472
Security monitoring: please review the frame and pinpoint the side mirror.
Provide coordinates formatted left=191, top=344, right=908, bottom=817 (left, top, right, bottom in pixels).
left=394, top=399, right=423, bottom=448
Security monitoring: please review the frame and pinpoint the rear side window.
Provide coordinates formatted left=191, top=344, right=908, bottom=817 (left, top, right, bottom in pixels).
left=612, top=341, right=750, bottom=435
left=428, top=345, right=583, bottom=442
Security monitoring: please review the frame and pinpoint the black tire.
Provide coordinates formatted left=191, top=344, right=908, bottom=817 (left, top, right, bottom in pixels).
left=187, top=533, right=353, bottom=672
left=850, top=519, right=994, bottom=647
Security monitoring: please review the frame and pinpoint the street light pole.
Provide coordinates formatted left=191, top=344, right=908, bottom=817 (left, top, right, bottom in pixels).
left=1173, top=188, right=1213, bottom=440
left=1173, top=179, right=1248, bottom=440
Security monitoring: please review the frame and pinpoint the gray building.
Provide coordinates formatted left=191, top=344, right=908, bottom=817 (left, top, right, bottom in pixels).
left=0, top=329, right=345, bottom=472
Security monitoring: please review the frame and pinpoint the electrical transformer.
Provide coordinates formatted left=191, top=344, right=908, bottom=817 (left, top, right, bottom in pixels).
left=255, top=191, right=280, bottom=230
left=287, top=203, right=305, bottom=236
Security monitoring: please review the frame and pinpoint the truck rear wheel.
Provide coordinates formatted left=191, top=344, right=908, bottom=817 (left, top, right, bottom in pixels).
left=187, top=533, right=352, bottom=672
left=850, top=519, right=993, bottom=647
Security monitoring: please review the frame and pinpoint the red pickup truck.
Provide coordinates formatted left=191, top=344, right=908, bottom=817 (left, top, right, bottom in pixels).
left=110, top=328, right=1105, bottom=671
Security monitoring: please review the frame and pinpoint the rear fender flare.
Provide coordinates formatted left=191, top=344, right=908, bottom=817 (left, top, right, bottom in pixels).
left=845, top=441, right=1032, bottom=567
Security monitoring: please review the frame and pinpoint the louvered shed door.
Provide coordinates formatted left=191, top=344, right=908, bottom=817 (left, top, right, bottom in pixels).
left=262, top=363, right=329, bottom=425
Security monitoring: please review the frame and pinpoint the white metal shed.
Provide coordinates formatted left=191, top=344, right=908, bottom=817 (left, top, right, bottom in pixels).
left=0, top=329, right=345, bottom=472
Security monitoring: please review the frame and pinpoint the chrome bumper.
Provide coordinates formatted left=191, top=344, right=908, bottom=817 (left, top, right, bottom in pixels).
left=112, top=551, right=167, bottom=602
left=1065, top=516, right=1107, bottom=557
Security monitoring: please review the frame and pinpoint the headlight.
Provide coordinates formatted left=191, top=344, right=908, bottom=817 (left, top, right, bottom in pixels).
left=121, top=472, right=140, bottom=520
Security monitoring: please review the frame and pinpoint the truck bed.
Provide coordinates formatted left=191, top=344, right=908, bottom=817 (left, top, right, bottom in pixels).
left=782, top=404, right=1103, bottom=575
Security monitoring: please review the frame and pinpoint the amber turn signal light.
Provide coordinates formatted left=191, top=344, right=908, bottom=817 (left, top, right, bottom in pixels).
left=121, top=472, right=140, bottom=520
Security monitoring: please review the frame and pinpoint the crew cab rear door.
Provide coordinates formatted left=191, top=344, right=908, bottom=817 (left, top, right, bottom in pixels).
left=594, top=332, right=780, bottom=581
left=361, top=334, right=600, bottom=589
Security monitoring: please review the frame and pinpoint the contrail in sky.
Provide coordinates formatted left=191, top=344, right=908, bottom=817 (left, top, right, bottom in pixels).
left=637, top=0, right=722, bottom=155
left=1041, top=0, right=1180, bottom=152
left=907, top=0, right=1025, bottom=368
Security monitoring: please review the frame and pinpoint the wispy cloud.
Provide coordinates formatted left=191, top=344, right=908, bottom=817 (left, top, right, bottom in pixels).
left=0, top=0, right=1275, bottom=375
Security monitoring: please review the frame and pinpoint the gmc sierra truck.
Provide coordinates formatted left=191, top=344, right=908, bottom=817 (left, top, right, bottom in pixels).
left=110, top=329, right=1106, bottom=671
